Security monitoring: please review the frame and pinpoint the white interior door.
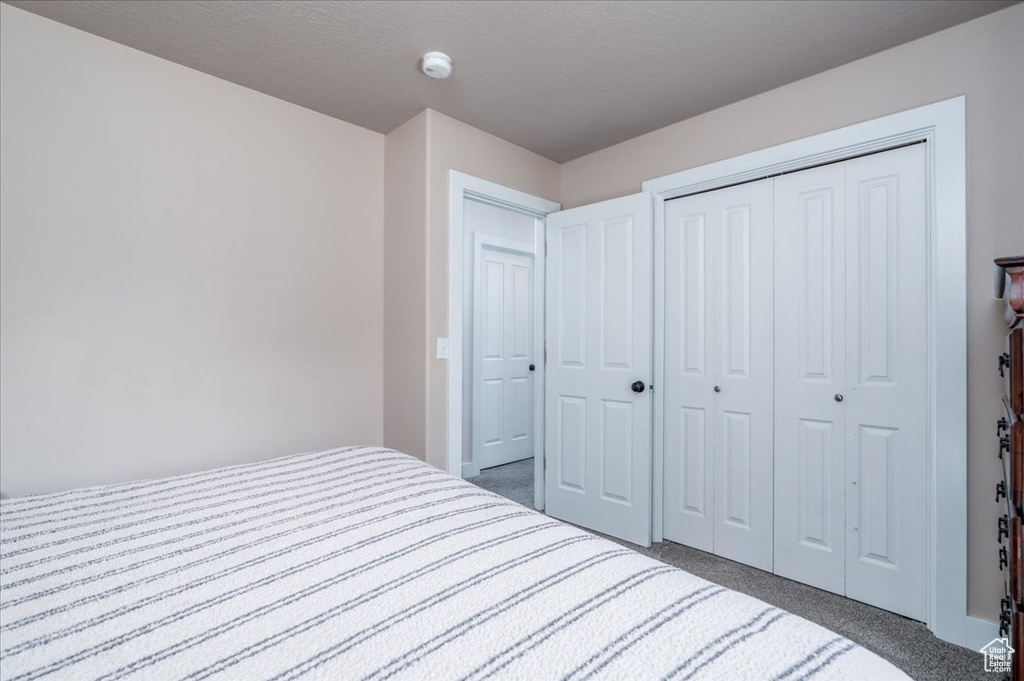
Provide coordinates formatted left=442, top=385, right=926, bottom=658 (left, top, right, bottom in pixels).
left=662, top=180, right=774, bottom=570
left=473, top=244, right=535, bottom=470
left=773, top=144, right=927, bottom=620
left=545, top=192, right=653, bottom=546
left=843, top=144, right=927, bottom=621
left=662, top=191, right=716, bottom=553
left=773, top=162, right=847, bottom=594
left=710, top=180, right=775, bottom=571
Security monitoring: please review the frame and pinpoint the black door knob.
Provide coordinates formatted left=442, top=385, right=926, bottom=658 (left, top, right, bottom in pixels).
left=631, top=381, right=646, bottom=393
left=529, top=364, right=536, bottom=371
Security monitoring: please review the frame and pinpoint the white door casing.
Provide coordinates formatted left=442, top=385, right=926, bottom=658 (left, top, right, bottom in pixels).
left=473, top=239, right=535, bottom=470
left=843, top=144, right=928, bottom=621
left=545, top=192, right=653, bottom=546
left=773, top=162, right=848, bottom=594
left=645, top=98, right=965, bottom=646
left=447, top=171, right=559, bottom=514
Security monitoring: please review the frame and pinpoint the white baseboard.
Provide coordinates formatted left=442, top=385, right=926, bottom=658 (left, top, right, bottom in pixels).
left=962, top=615, right=1000, bottom=652
left=462, top=462, right=480, bottom=479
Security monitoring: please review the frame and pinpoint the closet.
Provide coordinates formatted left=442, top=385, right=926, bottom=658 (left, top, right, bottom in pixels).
left=542, top=141, right=931, bottom=619
left=660, top=143, right=928, bottom=620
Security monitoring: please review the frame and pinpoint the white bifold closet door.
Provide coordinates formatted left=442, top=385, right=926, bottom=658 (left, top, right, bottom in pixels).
left=773, top=162, right=848, bottom=593
left=545, top=193, right=653, bottom=546
left=774, top=143, right=927, bottom=621
left=662, top=179, right=774, bottom=571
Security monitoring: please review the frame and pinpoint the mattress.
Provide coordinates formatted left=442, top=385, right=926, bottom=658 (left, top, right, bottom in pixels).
left=0, top=446, right=907, bottom=680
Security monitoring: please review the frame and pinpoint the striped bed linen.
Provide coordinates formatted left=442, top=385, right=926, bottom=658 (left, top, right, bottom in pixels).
left=0, top=446, right=907, bottom=681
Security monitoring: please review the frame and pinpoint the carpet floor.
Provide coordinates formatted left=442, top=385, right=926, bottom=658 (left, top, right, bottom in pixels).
left=471, top=458, right=989, bottom=681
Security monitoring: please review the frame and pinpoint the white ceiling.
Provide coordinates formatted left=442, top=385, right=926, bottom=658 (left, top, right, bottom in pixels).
left=4, top=0, right=1014, bottom=162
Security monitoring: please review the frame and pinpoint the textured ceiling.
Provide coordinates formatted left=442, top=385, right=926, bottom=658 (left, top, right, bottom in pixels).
left=3, top=0, right=1015, bottom=162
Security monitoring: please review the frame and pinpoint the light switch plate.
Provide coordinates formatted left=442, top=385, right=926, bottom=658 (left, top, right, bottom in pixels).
left=436, top=337, right=449, bottom=359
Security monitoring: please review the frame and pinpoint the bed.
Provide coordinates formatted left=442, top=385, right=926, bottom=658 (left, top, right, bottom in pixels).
left=0, top=446, right=907, bottom=680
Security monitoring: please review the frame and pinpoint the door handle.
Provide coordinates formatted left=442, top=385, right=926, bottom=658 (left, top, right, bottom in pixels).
left=834, top=394, right=844, bottom=402
left=529, top=364, right=536, bottom=371
left=631, top=381, right=646, bottom=394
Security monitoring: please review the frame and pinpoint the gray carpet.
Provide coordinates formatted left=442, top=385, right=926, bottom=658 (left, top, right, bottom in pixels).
left=471, top=458, right=988, bottom=681
left=471, top=458, right=536, bottom=507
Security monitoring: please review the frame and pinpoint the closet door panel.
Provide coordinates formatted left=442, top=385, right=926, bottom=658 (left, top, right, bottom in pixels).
left=662, top=192, right=716, bottom=552
left=773, top=163, right=847, bottom=594
left=711, top=179, right=774, bottom=571
left=844, top=144, right=928, bottom=621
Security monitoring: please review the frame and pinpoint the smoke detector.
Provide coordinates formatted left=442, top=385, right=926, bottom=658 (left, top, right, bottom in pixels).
left=421, top=51, right=453, bottom=79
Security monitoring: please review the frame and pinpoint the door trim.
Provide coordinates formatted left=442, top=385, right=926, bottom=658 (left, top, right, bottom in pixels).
left=644, top=97, right=966, bottom=646
left=471, top=233, right=536, bottom=477
left=448, top=171, right=560, bottom=512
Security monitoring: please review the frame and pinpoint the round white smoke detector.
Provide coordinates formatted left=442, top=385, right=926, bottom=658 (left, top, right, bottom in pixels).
left=421, top=51, right=453, bottom=79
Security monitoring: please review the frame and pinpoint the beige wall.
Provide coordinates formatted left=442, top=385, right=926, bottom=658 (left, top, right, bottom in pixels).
left=0, top=5, right=385, bottom=495
left=383, top=112, right=429, bottom=458
left=560, top=3, right=1024, bottom=622
left=423, top=110, right=561, bottom=470
left=380, top=109, right=559, bottom=469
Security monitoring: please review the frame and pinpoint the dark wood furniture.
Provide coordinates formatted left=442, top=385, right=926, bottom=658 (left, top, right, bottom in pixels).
left=996, top=256, right=1024, bottom=680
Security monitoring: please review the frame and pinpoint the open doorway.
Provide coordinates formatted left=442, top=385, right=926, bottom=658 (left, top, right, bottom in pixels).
left=446, top=171, right=559, bottom=511
left=468, top=232, right=536, bottom=506
left=471, top=235, right=535, bottom=469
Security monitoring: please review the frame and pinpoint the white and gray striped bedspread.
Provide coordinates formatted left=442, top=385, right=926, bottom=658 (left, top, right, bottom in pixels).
left=0, top=446, right=907, bottom=680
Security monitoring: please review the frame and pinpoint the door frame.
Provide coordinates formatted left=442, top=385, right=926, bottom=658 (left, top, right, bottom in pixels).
left=643, top=97, right=967, bottom=647
left=470, top=233, right=536, bottom=476
left=447, top=171, right=560, bottom=512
